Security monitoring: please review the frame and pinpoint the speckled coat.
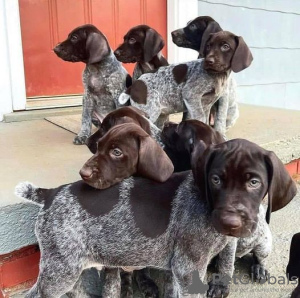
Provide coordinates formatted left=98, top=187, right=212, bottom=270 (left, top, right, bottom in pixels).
left=119, top=59, right=236, bottom=133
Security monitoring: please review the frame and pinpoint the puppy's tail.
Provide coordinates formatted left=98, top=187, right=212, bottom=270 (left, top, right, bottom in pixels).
left=15, top=182, right=46, bottom=206
left=118, top=87, right=131, bottom=105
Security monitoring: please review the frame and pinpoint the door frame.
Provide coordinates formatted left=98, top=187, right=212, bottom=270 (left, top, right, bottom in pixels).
left=4, top=0, right=198, bottom=113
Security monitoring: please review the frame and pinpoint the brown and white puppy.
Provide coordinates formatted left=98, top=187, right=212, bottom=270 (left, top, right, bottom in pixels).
left=119, top=30, right=252, bottom=130
left=287, top=233, right=300, bottom=298
left=171, top=16, right=222, bottom=57
left=53, top=24, right=131, bottom=145
left=162, top=120, right=225, bottom=172
left=80, top=123, right=173, bottom=189
left=114, top=25, right=168, bottom=80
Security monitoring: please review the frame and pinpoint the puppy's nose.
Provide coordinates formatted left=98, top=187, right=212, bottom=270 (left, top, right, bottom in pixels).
left=171, top=31, right=177, bottom=38
left=79, top=167, right=93, bottom=180
left=114, top=49, right=121, bottom=57
left=205, top=56, right=215, bottom=65
left=220, top=215, right=242, bottom=230
left=53, top=44, right=61, bottom=54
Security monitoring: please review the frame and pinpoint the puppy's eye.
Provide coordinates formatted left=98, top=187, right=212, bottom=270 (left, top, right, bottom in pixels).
left=206, top=44, right=211, bottom=51
left=110, top=148, right=123, bottom=157
left=248, top=179, right=261, bottom=188
left=221, top=44, right=230, bottom=51
left=129, top=38, right=136, bottom=44
left=211, top=175, right=221, bottom=185
left=189, top=24, right=197, bottom=30
left=71, top=35, right=78, bottom=42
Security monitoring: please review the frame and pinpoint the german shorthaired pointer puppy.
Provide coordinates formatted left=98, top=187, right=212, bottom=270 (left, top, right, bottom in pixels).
left=162, top=120, right=225, bottom=172
left=119, top=31, right=252, bottom=131
left=172, top=16, right=240, bottom=134
left=53, top=24, right=131, bottom=145
left=287, top=233, right=300, bottom=298
left=15, top=139, right=296, bottom=298
left=114, top=25, right=168, bottom=80
left=80, top=122, right=173, bottom=189
left=86, top=106, right=162, bottom=154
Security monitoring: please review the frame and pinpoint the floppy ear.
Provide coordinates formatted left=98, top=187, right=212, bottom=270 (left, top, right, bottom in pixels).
left=264, top=151, right=297, bottom=223
left=144, top=28, right=165, bottom=62
left=199, top=21, right=221, bottom=58
left=86, top=32, right=110, bottom=64
left=231, top=36, right=253, bottom=72
left=286, top=233, right=300, bottom=280
left=137, top=135, right=174, bottom=182
left=192, top=144, right=216, bottom=208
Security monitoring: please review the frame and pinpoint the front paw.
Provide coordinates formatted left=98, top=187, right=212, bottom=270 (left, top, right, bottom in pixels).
left=207, top=282, right=230, bottom=298
left=251, top=264, right=268, bottom=283
left=138, top=279, right=159, bottom=298
left=73, top=135, right=88, bottom=145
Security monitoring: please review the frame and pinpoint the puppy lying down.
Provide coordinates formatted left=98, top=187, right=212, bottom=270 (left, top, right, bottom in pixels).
left=15, top=139, right=296, bottom=298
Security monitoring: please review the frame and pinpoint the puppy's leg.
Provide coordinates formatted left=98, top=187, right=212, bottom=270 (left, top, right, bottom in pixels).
left=120, top=271, right=133, bottom=298
left=212, top=95, right=229, bottom=138
left=74, top=93, right=94, bottom=145
left=207, top=239, right=237, bottom=298
left=162, top=270, right=177, bottom=298
left=25, top=255, right=84, bottom=298
left=102, top=267, right=121, bottom=298
left=135, top=268, right=159, bottom=298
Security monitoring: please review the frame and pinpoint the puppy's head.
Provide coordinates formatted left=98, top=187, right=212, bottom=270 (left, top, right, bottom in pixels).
left=53, top=24, right=110, bottom=64
left=80, top=123, right=174, bottom=189
left=114, top=25, right=165, bottom=63
left=203, top=31, right=253, bottom=73
left=86, top=107, right=151, bottom=154
left=193, top=139, right=297, bottom=238
left=171, top=16, right=222, bottom=54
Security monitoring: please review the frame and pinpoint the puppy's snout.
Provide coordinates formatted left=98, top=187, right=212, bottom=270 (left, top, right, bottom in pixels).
left=114, top=49, right=121, bottom=57
left=171, top=31, right=178, bottom=38
left=205, top=56, right=215, bottom=65
left=79, top=167, right=93, bottom=180
left=220, top=214, right=242, bottom=230
left=53, top=44, right=61, bottom=54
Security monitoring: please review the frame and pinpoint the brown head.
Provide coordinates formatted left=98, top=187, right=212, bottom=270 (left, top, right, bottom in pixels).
left=53, top=24, right=110, bottom=64
left=171, top=16, right=222, bottom=56
left=203, top=31, right=253, bottom=73
left=80, top=123, right=174, bottom=189
left=114, top=25, right=165, bottom=63
left=86, top=107, right=151, bottom=154
left=192, top=139, right=297, bottom=238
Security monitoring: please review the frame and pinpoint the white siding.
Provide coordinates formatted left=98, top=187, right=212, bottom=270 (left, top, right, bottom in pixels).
left=198, top=0, right=300, bottom=110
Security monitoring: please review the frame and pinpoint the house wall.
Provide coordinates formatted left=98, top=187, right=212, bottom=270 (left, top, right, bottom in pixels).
left=198, top=0, right=300, bottom=110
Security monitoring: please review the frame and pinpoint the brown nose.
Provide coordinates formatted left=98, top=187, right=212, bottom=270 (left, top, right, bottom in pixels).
left=79, top=167, right=93, bottom=180
left=220, top=214, right=242, bottom=230
left=114, top=49, right=121, bottom=57
left=53, top=43, right=61, bottom=54
left=205, top=56, right=215, bottom=65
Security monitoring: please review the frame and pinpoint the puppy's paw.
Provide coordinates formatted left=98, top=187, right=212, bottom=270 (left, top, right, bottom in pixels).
left=251, top=264, right=268, bottom=283
left=138, top=280, right=159, bottom=298
left=121, top=287, right=133, bottom=298
left=207, top=282, right=230, bottom=298
left=73, top=135, right=88, bottom=145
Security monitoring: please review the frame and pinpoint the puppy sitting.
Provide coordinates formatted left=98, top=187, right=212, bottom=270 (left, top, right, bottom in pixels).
left=287, top=233, right=300, bottom=298
left=119, top=30, right=252, bottom=130
left=114, top=25, right=168, bottom=80
left=86, top=106, right=162, bottom=154
left=80, top=123, right=173, bottom=189
left=162, top=120, right=225, bottom=172
left=172, top=16, right=240, bottom=135
left=53, top=24, right=131, bottom=145
left=15, top=139, right=296, bottom=298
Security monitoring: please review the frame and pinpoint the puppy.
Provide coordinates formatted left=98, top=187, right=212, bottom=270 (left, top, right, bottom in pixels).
left=287, top=233, right=300, bottom=298
left=86, top=106, right=162, bottom=154
left=53, top=24, right=131, bottom=145
left=114, top=25, right=168, bottom=80
left=15, top=139, right=296, bottom=298
left=162, top=120, right=225, bottom=172
left=119, top=30, right=252, bottom=130
left=80, top=123, right=173, bottom=189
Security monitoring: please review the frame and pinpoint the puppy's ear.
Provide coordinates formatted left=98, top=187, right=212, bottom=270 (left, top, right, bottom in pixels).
left=231, top=36, right=253, bottom=72
left=137, top=135, right=174, bottom=182
left=199, top=21, right=221, bottom=58
left=264, top=151, right=297, bottom=223
left=86, top=32, right=110, bottom=64
left=192, top=144, right=216, bottom=208
left=286, top=233, right=300, bottom=280
left=144, top=28, right=165, bottom=62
